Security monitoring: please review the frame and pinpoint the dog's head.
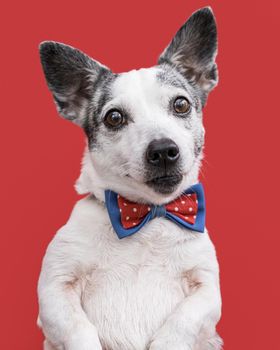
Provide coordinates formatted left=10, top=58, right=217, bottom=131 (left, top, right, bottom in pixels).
left=39, top=7, right=218, bottom=205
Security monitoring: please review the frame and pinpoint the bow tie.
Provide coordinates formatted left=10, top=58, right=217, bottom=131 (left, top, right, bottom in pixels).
left=105, top=183, right=205, bottom=239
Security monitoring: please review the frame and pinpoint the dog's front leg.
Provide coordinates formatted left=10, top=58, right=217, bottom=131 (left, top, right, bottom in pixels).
left=149, top=267, right=222, bottom=350
left=38, top=236, right=102, bottom=350
left=39, top=280, right=101, bottom=350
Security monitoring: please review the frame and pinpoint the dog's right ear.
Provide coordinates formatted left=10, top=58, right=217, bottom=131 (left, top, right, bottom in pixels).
left=39, top=41, right=111, bottom=126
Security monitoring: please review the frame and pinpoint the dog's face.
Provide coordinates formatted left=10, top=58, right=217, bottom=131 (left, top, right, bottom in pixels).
left=40, top=7, right=218, bottom=204
left=84, top=66, right=206, bottom=201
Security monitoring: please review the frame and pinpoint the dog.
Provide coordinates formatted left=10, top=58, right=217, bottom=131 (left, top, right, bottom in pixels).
left=38, top=7, right=222, bottom=350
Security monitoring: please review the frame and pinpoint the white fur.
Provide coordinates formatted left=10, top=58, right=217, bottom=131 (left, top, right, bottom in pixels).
left=38, top=68, right=222, bottom=350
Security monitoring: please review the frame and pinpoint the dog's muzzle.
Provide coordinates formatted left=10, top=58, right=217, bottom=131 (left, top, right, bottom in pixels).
left=145, top=138, right=182, bottom=194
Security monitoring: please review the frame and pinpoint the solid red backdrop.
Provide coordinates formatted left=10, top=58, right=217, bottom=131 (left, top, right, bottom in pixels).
left=1, top=0, right=279, bottom=349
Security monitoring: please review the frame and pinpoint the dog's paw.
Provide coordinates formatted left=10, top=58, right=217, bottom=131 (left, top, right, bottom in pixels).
left=65, top=325, right=102, bottom=350
left=148, top=321, right=194, bottom=350
left=149, top=338, right=192, bottom=350
left=66, top=338, right=102, bottom=350
left=149, top=332, right=193, bottom=350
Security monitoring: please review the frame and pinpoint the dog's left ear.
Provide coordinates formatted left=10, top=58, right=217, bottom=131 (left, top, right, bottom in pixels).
left=158, top=7, right=218, bottom=105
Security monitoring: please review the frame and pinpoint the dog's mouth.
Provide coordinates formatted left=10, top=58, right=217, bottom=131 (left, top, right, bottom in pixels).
left=146, top=173, right=183, bottom=194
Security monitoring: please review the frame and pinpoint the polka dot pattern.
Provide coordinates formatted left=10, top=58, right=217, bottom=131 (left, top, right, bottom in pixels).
left=165, top=193, right=198, bottom=225
left=118, top=196, right=150, bottom=229
left=118, top=192, right=198, bottom=229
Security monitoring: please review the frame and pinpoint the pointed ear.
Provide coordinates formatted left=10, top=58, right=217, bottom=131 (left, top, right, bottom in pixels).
left=158, top=7, right=218, bottom=105
left=39, top=41, right=111, bottom=125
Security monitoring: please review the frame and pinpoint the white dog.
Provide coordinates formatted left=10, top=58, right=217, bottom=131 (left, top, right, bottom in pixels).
left=38, top=7, right=222, bottom=350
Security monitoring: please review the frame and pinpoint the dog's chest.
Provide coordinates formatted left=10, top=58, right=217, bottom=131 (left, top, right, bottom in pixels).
left=80, top=213, right=197, bottom=349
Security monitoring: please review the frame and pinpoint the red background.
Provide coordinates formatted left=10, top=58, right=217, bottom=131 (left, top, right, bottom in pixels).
left=1, top=1, right=279, bottom=349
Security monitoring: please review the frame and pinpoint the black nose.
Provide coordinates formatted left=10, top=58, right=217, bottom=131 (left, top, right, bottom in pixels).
left=146, top=138, right=180, bottom=168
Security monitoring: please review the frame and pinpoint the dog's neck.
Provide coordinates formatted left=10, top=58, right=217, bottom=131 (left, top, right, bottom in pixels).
left=75, top=148, right=201, bottom=205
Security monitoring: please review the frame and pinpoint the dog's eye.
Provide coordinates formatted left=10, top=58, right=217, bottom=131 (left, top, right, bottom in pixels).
left=173, top=97, right=190, bottom=114
left=104, top=110, right=124, bottom=128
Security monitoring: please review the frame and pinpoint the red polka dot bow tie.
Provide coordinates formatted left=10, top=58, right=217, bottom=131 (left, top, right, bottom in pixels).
left=119, top=193, right=198, bottom=228
left=105, top=183, right=206, bottom=239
